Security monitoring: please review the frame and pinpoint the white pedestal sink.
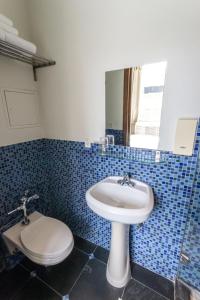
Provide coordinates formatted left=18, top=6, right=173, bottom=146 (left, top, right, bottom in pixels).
left=86, top=176, right=154, bottom=288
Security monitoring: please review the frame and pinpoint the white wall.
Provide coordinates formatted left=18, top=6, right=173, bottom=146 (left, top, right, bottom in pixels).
left=0, top=0, right=44, bottom=147
left=106, top=70, right=123, bottom=130
left=28, top=0, right=200, bottom=150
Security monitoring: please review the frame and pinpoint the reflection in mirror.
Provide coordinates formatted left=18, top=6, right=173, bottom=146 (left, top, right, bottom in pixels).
left=105, top=61, right=167, bottom=149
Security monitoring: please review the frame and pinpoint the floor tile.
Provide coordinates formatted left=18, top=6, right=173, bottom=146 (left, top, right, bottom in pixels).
left=13, top=277, right=61, bottom=300
left=0, top=265, right=30, bottom=300
left=74, top=235, right=97, bottom=254
left=94, top=245, right=109, bottom=263
left=122, top=279, right=167, bottom=300
left=35, top=248, right=88, bottom=296
left=132, top=263, right=174, bottom=299
left=175, top=279, right=190, bottom=300
left=69, top=258, right=123, bottom=300
left=20, top=257, right=40, bottom=272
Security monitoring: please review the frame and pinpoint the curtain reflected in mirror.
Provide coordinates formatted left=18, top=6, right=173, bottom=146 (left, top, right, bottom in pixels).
left=105, top=61, right=167, bottom=149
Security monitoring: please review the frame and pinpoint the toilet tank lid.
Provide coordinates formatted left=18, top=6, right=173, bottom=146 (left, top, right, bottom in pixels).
left=20, top=216, right=73, bottom=258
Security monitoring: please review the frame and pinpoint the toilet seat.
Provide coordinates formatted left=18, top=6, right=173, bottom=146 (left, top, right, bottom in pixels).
left=20, top=216, right=74, bottom=265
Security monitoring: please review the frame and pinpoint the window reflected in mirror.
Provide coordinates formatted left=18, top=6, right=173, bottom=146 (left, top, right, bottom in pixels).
left=105, top=61, right=167, bottom=149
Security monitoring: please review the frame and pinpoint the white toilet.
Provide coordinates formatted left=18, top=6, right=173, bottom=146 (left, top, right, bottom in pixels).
left=3, top=211, right=74, bottom=266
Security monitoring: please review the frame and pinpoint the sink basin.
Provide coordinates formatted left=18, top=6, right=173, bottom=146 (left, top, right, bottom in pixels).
left=86, top=176, right=154, bottom=288
left=86, top=176, right=154, bottom=224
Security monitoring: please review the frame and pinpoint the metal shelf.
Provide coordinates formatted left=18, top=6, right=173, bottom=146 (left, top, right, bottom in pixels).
left=0, top=39, right=56, bottom=81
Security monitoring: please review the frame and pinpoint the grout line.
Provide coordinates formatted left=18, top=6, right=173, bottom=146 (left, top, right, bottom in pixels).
left=118, top=287, right=126, bottom=300
left=35, top=275, right=63, bottom=298
left=92, top=256, right=107, bottom=265
left=19, top=262, right=33, bottom=273
left=74, top=240, right=98, bottom=253
left=19, top=247, right=92, bottom=299
left=133, top=278, right=171, bottom=300
left=93, top=245, right=98, bottom=253
left=19, top=262, right=63, bottom=298
left=120, top=285, right=127, bottom=300
left=68, top=257, right=91, bottom=297
left=74, top=245, right=96, bottom=256
left=75, top=243, right=108, bottom=265
left=20, top=246, right=173, bottom=300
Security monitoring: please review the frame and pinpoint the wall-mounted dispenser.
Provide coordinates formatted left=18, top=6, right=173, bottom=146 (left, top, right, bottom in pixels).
left=173, top=118, right=198, bottom=156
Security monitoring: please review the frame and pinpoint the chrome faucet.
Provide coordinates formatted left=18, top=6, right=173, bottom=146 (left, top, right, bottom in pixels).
left=117, top=173, right=135, bottom=188
left=8, top=190, right=39, bottom=225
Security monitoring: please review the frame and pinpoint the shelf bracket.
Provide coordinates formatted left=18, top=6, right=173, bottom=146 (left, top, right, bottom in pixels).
left=0, top=38, right=56, bottom=82
left=32, top=62, right=56, bottom=81
left=33, top=67, right=37, bottom=81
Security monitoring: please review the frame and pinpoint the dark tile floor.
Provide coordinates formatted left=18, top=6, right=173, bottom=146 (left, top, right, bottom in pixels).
left=0, top=236, right=174, bottom=300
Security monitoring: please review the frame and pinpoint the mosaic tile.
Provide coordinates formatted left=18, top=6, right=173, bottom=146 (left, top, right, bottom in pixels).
left=178, top=155, right=200, bottom=290
left=0, top=140, right=52, bottom=270
left=0, top=121, right=199, bottom=286
left=44, top=121, right=200, bottom=282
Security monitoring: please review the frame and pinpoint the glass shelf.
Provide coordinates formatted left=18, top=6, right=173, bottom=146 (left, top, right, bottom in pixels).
left=98, top=149, right=168, bottom=164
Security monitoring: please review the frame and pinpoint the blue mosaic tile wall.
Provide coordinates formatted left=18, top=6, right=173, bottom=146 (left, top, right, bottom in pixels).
left=178, top=147, right=200, bottom=289
left=45, top=121, right=200, bottom=281
left=0, top=121, right=199, bottom=282
left=0, top=140, right=51, bottom=269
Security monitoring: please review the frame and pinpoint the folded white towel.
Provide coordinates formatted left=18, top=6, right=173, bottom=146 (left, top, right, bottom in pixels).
left=5, top=33, right=37, bottom=54
left=0, top=14, right=13, bottom=27
left=0, top=29, right=5, bottom=41
left=0, top=22, right=18, bottom=35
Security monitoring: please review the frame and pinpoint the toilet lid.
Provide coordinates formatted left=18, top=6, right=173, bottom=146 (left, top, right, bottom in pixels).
left=21, top=216, right=73, bottom=258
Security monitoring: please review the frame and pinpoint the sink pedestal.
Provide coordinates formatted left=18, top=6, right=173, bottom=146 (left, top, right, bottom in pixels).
left=106, top=222, right=131, bottom=288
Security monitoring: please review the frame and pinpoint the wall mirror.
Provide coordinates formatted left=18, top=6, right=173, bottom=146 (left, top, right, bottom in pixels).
left=105, top=61, right=167, bottom=149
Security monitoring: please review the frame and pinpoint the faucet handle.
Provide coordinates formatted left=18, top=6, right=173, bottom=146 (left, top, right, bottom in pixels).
left=27, top=194, right=39, bottom=203
left=8, top=206, right=21, bottom=215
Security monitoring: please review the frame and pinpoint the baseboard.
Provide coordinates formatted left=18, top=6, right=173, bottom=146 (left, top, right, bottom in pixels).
left=175, top=279, right=200, bottom=300
left=74, top=236, right=174, bottom=299
left=191, top=288, right=200, bottom=300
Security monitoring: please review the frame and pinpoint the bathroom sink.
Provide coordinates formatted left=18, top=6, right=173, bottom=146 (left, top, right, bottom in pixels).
left=86, top=176, right=154, bottom=224
left=86, top=176, right=154, bottom=288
